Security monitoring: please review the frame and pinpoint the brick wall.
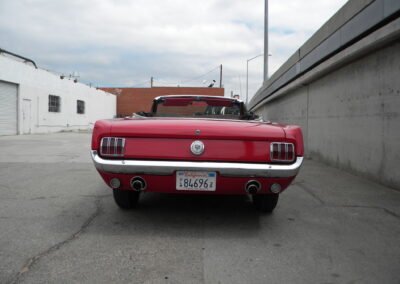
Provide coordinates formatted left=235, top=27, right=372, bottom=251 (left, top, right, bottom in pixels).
left=100, top=87, right=224, bottom=117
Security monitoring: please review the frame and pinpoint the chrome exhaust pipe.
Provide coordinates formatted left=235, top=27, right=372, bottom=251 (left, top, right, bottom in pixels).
left=130, top=177, right=147, bottom=191
left=245, top=180, right=261, bottom=194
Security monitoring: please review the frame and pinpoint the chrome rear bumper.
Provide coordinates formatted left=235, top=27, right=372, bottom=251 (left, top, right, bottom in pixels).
left=91, top=150, right=303, bottom=178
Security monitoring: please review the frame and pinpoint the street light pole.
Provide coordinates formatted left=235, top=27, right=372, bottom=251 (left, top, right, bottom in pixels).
left=264, top=0, right=269, bottom=82
left=219, top=64, right=223, bottom=88
left=246, top=54, right=263, bottom=105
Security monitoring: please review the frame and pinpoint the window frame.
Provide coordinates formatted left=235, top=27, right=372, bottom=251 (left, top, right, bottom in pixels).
left=77, top=100, right=85, bottom=114
left=48, top=95, right=61, bottom=113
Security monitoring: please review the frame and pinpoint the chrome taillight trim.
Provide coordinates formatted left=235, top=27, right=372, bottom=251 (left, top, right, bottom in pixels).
left=270, top=142, right=295, bottom=162
left=121, top=138, right=126, bottom=156
left=100, top=137, right=125, bottom=157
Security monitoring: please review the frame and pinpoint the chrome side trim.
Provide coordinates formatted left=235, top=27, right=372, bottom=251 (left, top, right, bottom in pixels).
left=91, top=150, right=303, bottom=178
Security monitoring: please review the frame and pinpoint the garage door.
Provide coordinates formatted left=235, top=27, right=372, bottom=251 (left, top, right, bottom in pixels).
left=0, top=81, right=18, bottom=135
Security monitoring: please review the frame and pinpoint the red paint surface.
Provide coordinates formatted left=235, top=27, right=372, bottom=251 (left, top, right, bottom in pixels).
left=123, top=138, right=269, bottom=162
left=92, top=118, right=304, bottom=163
left=283, top=125, right=304, bottom=156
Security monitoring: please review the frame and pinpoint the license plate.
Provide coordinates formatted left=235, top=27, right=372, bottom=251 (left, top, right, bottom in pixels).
left=176, top=171, right=216, bottom=191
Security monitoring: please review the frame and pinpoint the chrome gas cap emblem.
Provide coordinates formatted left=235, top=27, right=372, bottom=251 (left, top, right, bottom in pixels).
left=190, top=140, right=205, bottom=155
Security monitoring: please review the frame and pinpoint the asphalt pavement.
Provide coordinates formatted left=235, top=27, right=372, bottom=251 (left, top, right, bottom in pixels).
left=0, top=132, right=399, bottom=284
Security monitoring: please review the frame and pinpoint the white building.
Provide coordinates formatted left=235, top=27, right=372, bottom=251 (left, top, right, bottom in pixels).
left=0, top=51, right=116, bottom=135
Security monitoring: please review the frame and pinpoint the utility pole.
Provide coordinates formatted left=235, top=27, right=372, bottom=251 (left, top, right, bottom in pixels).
left=219, top=64, right=223, bottom=88
left=150, top=76, right=153, bottom=87
left=239, top=75, right=242, bottom=98
left=264, top=0, right=269, bottom=82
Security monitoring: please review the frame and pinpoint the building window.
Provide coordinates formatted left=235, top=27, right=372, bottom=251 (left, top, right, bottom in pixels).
left=77, top=100, right=85, bottom=114
left=48, top=95, right=61, bottom=112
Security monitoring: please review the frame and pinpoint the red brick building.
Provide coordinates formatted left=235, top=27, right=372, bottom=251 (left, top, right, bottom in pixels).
left=101, top=87, right=224, bottom=117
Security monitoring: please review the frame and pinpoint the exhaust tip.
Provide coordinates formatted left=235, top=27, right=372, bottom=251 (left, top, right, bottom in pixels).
left=245, top=180, right=261, bottom=194
left=130, top=177, right=147, bottom=191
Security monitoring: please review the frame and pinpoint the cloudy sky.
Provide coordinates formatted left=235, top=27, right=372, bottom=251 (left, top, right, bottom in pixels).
left=0, top=0, right=347, bottom=101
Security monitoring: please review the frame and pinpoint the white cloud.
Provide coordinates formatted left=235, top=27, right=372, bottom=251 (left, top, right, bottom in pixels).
left=0, top=0, right=347, bottom=101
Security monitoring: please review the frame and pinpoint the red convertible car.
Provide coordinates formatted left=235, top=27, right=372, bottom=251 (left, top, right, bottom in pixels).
left=91, top=95, right=303, bottom=212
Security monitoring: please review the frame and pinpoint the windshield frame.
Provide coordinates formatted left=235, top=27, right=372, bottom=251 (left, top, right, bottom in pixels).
left=151, top=95, right=246, bottom=119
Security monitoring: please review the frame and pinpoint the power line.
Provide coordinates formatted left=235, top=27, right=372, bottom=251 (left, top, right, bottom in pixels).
left=153, top=79, right=178, bottom=86
left=178, top=65, right=220, bottom=85
left=130, top=79, right=151, bottom=87
left=144, top=65, right=221, bottom=87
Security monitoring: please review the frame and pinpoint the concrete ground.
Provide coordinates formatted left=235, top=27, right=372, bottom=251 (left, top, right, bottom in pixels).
left=0, top=132, right=399, bottom=284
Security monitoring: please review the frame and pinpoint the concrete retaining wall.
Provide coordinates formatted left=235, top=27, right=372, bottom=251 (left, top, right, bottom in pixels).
left=251, top=1, right=400, bottom=190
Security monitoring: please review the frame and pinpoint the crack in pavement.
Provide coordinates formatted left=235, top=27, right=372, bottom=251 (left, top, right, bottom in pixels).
left=80, top=194, right=111, bottom=198
left=0, top=184, right=12, bottom=190
left=330, top=205, right=400, bottom=220
left=294, top=182, right=399, bottom=220
left=295, top=182, right=325, bottom=205
left=7, top=197, right=104, bottom=284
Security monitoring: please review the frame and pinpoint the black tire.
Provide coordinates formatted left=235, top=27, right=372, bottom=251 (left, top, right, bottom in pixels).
left=113, top=189, right=140, bottom=210
left=253, top=194, right=279, bottom=213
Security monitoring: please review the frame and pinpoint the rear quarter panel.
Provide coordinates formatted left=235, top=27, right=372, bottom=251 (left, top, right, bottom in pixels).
left=91, top=120, right=112, bottom=150
left=283, top=125, right=304, bottom=157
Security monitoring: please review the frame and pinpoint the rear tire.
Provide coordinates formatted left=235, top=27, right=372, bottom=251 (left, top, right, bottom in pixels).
left=113, top=189, right=140, bottom=210
left=253, top=194, right=279, bottom=213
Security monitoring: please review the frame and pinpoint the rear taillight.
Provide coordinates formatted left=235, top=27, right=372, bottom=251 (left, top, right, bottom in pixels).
left=270, top=142, right=295, bottom=162
left=100, top=137, right=125, bottom=157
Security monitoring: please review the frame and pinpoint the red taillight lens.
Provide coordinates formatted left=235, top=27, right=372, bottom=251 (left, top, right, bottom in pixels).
left=100, top=137, right=125, bottom=157
left=270, top=142, right=295, bottom=162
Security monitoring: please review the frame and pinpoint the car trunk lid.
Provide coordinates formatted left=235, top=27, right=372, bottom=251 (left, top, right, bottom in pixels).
left=105, top=118, right=286, bottom=163
left=110, top=117, right=285, bottom=140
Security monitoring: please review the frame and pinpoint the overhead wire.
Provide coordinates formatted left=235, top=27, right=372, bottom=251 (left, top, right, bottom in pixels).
left=152, top=78, right=178, bottom=86
left=178, top=65, right=220, bottom=85
left=130, top=79, right=151, bottom=87
left=152, top=65, right=220, bottom=87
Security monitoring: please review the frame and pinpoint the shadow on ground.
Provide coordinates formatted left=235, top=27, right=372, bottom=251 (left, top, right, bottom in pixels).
left=88, top=192, right=264, bottom=239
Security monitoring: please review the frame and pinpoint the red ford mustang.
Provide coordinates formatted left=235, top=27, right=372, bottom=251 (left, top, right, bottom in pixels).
left=91, top=95, right=304, bottom=212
